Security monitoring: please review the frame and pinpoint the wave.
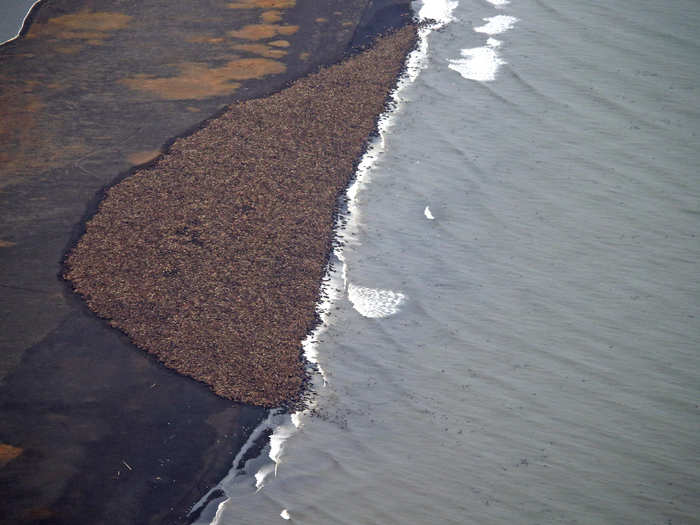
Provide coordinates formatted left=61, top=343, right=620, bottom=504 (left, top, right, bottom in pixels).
left=448, top=6, right=518, bottom=82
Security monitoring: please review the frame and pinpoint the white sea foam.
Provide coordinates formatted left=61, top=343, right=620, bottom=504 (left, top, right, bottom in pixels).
left=418, top=0, right=459, bottom=25
left=424, top=205, right=435, bottom=219
left=347, top=284, right=406, bottom=318
left=474, top=15, right=518, bottom=35
left=485, top=0, right=510, bottom=7
left=254, top=464, right=274, bottom=491
left=209, top=499, right=228, bottom=525
left=268, top=416, right=298, bottom=475
left=448, top=10, right=517, bottom=82
left=487, top=37, right=502, bottom=47
left=448, top=43, right=505, bottom=81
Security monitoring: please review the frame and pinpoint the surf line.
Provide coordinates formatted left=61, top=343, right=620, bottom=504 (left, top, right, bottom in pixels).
left=192, top=1, right=460, bottom=522
left=448, top=9, right=519, bottom=82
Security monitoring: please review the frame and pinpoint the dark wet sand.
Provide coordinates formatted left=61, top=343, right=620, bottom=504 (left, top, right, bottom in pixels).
left=0, top=0, right=412, bottom=523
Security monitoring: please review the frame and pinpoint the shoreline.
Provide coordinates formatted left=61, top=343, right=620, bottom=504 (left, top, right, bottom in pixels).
left=0, top=0, right=415, bottom=523
left=0, top=0, right=43, bottom=46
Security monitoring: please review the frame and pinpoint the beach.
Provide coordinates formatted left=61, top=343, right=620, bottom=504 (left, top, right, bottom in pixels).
left=0, top=0, right=413, bottom=522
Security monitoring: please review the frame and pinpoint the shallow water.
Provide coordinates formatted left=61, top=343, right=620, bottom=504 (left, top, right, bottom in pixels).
left=200, top=0, right=700, bottom=523
left=0, top=0, right=39, bottom=44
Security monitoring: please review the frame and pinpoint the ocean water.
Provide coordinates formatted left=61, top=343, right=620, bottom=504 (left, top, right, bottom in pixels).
left=4, top=0, right=698, bottom=523
left=0, top=0, right=39, bottom=45
left=196, top=0, right=700, bottom=523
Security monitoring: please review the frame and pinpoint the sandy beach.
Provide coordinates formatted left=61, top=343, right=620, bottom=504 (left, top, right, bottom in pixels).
left=0, top=0, right=413, bottom=523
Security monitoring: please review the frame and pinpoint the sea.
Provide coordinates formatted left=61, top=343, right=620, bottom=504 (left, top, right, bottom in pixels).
left=0, top=0, right=38, bottom=45
left=5, top=0, right=699, bottom=523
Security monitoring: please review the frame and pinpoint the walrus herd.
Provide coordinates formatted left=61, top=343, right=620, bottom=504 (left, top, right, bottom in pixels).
left=64, top=25, right=417, bottom=407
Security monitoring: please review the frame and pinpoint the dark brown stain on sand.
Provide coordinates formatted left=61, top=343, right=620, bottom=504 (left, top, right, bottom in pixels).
left=120, top=58, right=286, bottom=100
left=0, top=81, right=88, bottom=183
left=127, top=149, right=162, bottom=166
left=0, top=87, right=44, bottom=173
left=261, top=10, right=283, bottom=23
left=27, top=10, right=133, bottom=36
left=122, top=0, right=300, bottom=99
left=0, top=444, right=22, bottom=468
left=27, top=10, right=132, bottom=39
left=26, top=10, right=132, bottom=54
left=23, top=509, right=56, bottom=521
left=227, top=0, right=296, bottom=9
left=186, top=35, right=227, bottom=44
left=227, top=23, right=299, bottom=40
left=54, top=43, right=84, bottom=54
left=231, top=43, right=287, bottom=58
